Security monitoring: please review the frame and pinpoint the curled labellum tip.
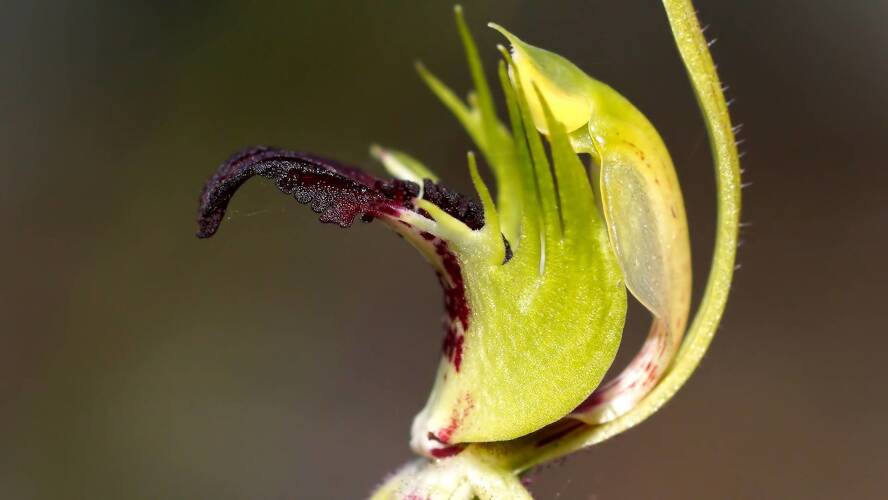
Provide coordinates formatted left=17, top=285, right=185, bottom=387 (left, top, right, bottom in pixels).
left=196, top=146, right=483, bottom=239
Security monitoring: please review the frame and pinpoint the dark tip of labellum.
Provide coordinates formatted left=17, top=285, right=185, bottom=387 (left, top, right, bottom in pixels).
left=196, top=147, right=419, bottom=238
left=196, top=146, right=487, bottom=239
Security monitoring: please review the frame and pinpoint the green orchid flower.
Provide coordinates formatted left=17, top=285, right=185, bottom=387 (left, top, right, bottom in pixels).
left=196, top=0, right=740, bottom=497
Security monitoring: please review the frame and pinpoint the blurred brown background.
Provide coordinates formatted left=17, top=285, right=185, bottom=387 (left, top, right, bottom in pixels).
left=2, top=0, right=885, bottom=498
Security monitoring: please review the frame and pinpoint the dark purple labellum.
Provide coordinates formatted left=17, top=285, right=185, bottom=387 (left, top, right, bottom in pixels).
left=196, top=147, right=485, bottom=239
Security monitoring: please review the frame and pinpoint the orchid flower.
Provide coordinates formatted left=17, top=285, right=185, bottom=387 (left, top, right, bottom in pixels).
left=196, top=1, right=741, bottom=498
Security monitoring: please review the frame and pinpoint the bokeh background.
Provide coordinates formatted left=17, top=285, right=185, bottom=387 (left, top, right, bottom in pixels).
left=3, top=1, right=886, bottom=498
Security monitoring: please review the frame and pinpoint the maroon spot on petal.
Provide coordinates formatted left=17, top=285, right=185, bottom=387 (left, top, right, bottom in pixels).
left=435, top=242, right=469, bottom=329
left=429, top=393, right=475, bottom=446
left=442, top=326, right=465, bottom=372
left=645, top=366, right=660, bottom=384
left=431, top=240, right=470, bottom=371
left=433, top=417, right=458, bottom=445
left=429, top=444, right=465, bottom=459
left=453, top=335, right=464, bottom=370
left=416, top=207, right=433, bottom=220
